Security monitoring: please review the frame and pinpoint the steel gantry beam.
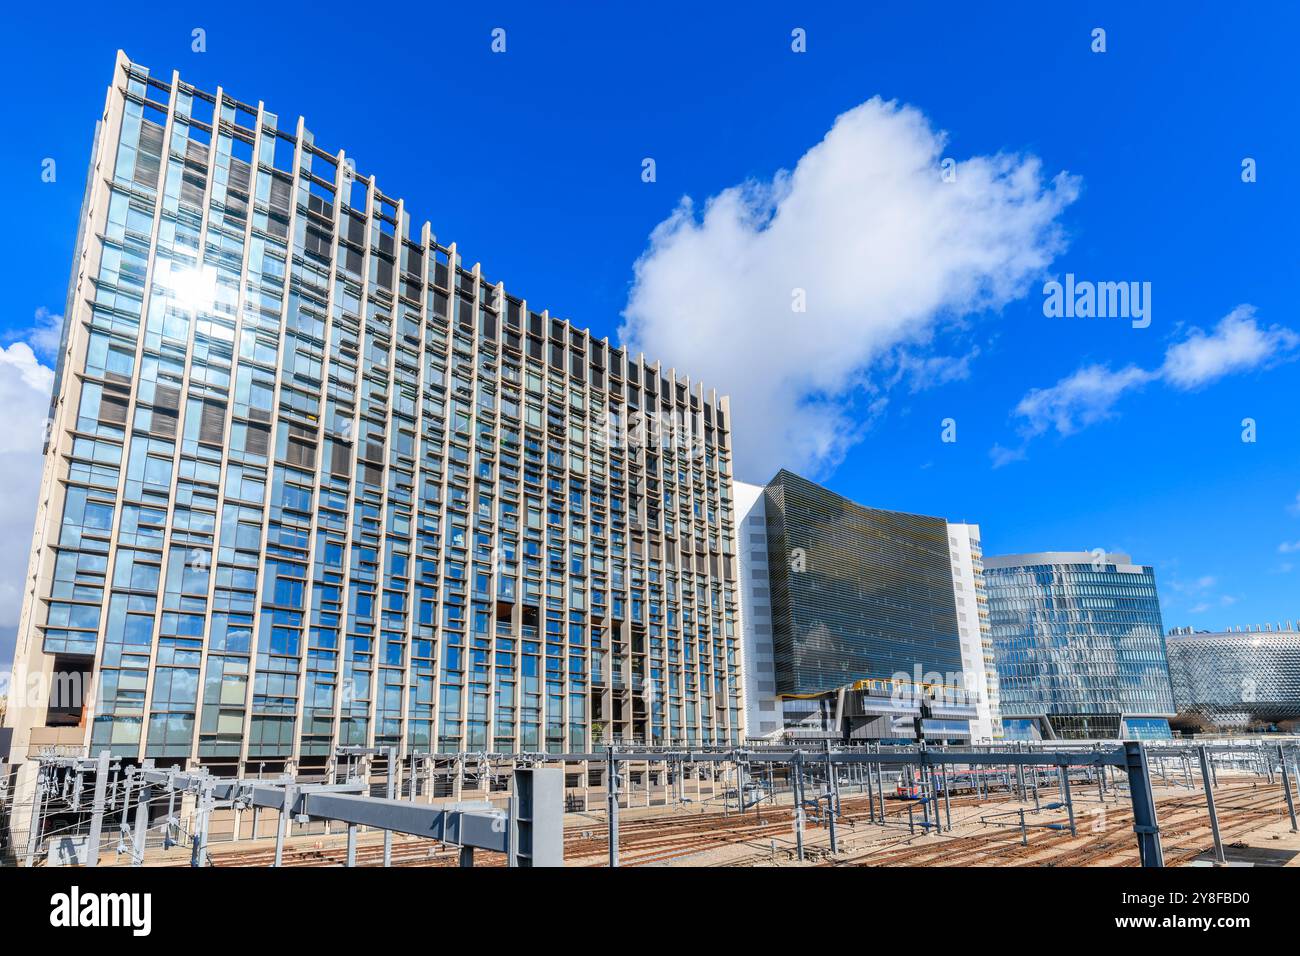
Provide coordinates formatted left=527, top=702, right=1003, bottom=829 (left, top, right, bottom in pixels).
left=131, top=764, right=564, bottom=867
left=17, top=756, right=563, bottom=868
left=543, top=747, right=1126, bottom=768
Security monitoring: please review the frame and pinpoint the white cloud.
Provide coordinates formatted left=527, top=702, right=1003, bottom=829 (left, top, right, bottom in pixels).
left=1000, top=306, right=1299, bottom=457
left=989, top=443, right=1027, bottom=469
left=1012, top=363, right=1154, bottom=439
left=1279, top=541, right=1300, bottom=554
left=1165, top=572, right=1236, bottom=617
left=1161, top=306, right=1299, bottom=389
left=886, top=346, right=981, bottom=393
left=0, top=343, right=53, bottom=628
left=620, top=97, right=1078, bottom=481
left=8, top=308, right=64, bottom=363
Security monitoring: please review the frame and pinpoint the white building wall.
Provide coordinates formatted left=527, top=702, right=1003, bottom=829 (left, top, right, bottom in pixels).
left=734, top=481, right=781, bottom=740
left=947, top=523, right=1002, bottom=741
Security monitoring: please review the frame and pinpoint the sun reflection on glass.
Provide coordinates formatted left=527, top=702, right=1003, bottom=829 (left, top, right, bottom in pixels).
left=158, top=262, right=217, bottom=313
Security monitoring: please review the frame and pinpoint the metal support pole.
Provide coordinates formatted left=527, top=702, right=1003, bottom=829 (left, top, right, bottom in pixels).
left=459, top=845, right=474, bottom=867
left=345, top=824, right=358, bottom=867
left=1059, top=766, right=1076, bottom=836
left=1278, top=745, right=1298, bottom=833
left=1197, top=746, right=1226, bottom=865
left=164, top=785, right=177, bottom=849
left=24, top=774, right=45, bottom=867
left=920, top=766, right=931, bottom=832
left=273, top=784, right=293, bottom=868
left=875, top=757, right=886, bottom=824
left=1124, top=741, right=1164, bottom=867
left=827, top=788, right=838, bottom=854
left=827, top=741, right=841, bottom=817
left=606, top=746, right=619, bottom=868
left=190, top=782, right=208, bottom=867
left=384, top=746, right=396, bottom=867
left=867, top=758, right=875, bottom=822
left=85, top=751, right=110, bottom=868
left=1019, top=808, right=1028, bottom=846
left=793, top=751, right=805, bottom=861
left=120, top=770, right=134, bottom=841
left=930, top=765, right=940, bottom=831
left=941, top=766, right=952, bottom=832
left=132, top=784, right=152, bottom=866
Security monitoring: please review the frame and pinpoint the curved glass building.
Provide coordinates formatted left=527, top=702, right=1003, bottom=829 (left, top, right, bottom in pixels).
left=1166, top=626, right=1300, bottom=730
left=984, top=551, right=1175, bottom=740
left=734, top=471, right=985, bottom=744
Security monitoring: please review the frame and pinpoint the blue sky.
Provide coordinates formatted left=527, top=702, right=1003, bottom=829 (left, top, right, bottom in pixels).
left=1, top=1, right=1298, bottom=674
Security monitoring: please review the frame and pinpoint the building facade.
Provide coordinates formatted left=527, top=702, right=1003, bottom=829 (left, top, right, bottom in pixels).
left=4, top=53, right=743, bottom=787
left=734, top=481, right=780, bottom=739
left=984, top=551, right=1175, bottom=740
left=1166, top=625, right=1300, bottom=731
left=947, top=524, right=1002, bottom=741
left=737, top=471, right=978, bottom=743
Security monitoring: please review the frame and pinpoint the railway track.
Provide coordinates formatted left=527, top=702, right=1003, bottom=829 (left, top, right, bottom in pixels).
left=828, top=784, right=1289, bottom=867
left=204, top=780, right=1293, bottom=868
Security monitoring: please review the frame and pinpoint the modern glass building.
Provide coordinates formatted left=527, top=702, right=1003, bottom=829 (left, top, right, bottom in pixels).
left=1166, top=626, right=1300, bottom=731
left=984, top=551, right=1175, bottom=740
left=4, top=52, right=743, bottom=783
left=737, top=471, right=977, bottom=742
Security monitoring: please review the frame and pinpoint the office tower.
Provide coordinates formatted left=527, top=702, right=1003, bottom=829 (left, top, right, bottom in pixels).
left=1166, top=625, right=1300, bottom=731
left=735, top=471, right=976, bottom=743
left=4, top=51, right=743, bottom=802
left=947, top=523, right=1002, bottom=741
left=983, top=551, right=1175, bottom=740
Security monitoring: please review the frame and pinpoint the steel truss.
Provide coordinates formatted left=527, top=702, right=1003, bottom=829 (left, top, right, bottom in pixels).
left=25, top=753, right=562, bottom=868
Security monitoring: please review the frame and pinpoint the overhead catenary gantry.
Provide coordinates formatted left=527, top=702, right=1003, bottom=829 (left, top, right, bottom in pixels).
left=16, top=737, right=1300, bottom=869
left=20, top=753, right=563, bottom=868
